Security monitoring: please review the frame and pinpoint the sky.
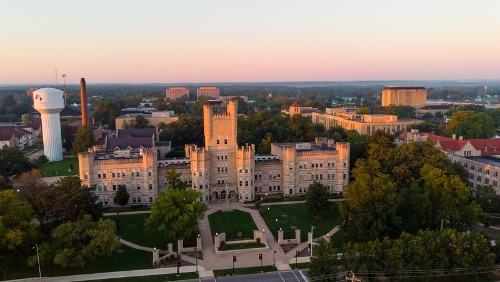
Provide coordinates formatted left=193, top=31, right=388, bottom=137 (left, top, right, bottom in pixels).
left=1, top=0, right=499, bottom=84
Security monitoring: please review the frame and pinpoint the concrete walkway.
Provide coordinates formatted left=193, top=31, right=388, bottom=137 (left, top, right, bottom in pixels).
left=120, top=238, right=154, bottom=252
left=9, top=266, right=203, bottom=282
left=87, top=200, right=338, bottom=280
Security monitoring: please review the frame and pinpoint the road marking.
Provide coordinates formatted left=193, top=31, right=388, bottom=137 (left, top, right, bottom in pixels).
left=290, top=270, right=300, bottom=281
left=278, top=271, right=286, bottom=282
left=299, top=271, right=308, bottom=282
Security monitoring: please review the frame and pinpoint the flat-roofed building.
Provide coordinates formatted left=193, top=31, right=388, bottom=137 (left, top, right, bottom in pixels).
left=166, top=87, right=189, bottom=100
left=197, top=87, right=220, bottom=100
left=115, top=111, right=179, bottom=130
left=312, top=108, right=423, bottom=135
left=382, top=87, right=427, bottom=108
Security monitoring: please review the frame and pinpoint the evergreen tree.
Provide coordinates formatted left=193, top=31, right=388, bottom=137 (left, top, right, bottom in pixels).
left=72, top=125, right=96, bottom=155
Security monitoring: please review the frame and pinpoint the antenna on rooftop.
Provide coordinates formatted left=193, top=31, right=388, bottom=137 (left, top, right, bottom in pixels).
left=62, top=74, right=67, bottom=105
left=55, top=68, right=59, bottom=87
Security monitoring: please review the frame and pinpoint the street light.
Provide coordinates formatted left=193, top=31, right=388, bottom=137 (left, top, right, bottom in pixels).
left=33, top=245, right=41, bottom=281
left=310, top=225, right=315, bottom=257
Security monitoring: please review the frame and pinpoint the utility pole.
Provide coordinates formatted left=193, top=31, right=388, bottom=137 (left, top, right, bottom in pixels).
left=34, top=244, right=41, bottom=281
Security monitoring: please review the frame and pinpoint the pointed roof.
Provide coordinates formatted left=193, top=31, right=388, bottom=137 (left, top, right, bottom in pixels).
left=290, top=102, right=300, bottom=107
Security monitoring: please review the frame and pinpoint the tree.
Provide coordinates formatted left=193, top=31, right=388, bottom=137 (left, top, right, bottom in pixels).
left=25, top=176, right=103, bottom=234
left=159, top=114, right=204, bottom=147
left=323, top=126, right=348, bottom=142
left=340, top=138, right=480, bottom=241
left=114, top=185, right=129, bottom=206
left=18, top=169, right=46, bottom=194
left=0, top=145, right=33, bottom=177
left=30, top=215, right=120, bottom=268
left=0, top=190, right=37, bottom=252
left=476, top=185, right=500, bottom=214
left=91, top=100, right=121, bottom=129
left=165, top=168, right=188, bottom=190
left=258, top=133, right=273, bottom=154
left=146, top=189, right=207, bottom=246
left=134, top=115, right=150, bottom=128
left=72, top=125, right=96, bottom=155
left=305, top=182, right=330, bottom=218
left=309, top=238, right=341, bottom=280
left=339, top=229, right=495, bottom=277
left=446, top=110, right=495, bottom=139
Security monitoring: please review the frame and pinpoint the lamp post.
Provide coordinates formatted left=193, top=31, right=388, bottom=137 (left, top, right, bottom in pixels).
left=34, top=244, right=41, bottom=281
left=276, top=219, right=279, bottom=242
left=310, top=225, right=315, bottom=257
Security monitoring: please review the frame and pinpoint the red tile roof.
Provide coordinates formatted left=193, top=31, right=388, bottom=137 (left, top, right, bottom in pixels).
left=422, top=133, right=500, bottom=155
left=290, top=102, right=300, bottom=107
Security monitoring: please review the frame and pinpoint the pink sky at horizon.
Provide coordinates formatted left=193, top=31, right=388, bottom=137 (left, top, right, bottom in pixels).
left=1, top=0, right=499, bottom=84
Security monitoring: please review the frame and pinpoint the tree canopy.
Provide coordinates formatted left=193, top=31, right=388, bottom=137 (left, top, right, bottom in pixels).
left=0, top=145, right=33, bottom=177
left=305, top=182, right=330, bottom=217
left=340, top=131, right=481, bottom=241
left=72, top=125, right=96, bottom=155
left=146, top=188, right=207, bottom=245
left=310, top=229, right=496, bottom=280
left=0, top=190, right=37, bottom=253
left=30, top=215, right=120, bottom=268
left=446, top=110, right=495, bottom=139
left=24, top=176, right=103, bottom=234
left=114, top=185, right=129, bottom=206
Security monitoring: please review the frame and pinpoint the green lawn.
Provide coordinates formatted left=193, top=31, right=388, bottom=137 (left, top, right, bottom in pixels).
left=107, top=213, right=197, bottom=250
left=21, top=143, right=40, bottom=155
left=213, top=265, right=277, bottom=277
left=38, top=157, right=79, bottom=177
left=89, top=272, right=199, bottom=281
left=219, top=242, right=266, bottom=251
left=208, top=210, right=258, bottom=240
left=260, top=203, right=341, bottom=242
left=1, top=244, right=152, bottom=280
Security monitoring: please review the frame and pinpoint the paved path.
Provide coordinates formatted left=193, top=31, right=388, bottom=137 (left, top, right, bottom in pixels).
left=120, top=238, right=154, bottom=252
left=9, top=266, right=203, bottom=282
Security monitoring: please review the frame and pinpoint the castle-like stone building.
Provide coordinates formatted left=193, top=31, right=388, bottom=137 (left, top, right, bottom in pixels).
left=79, top=101, right=350, bottom=206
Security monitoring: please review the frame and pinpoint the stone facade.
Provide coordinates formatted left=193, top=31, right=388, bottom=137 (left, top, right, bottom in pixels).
left=79, top=149, right=159, bottom=206
left=80, top=101, right=350, bottom=207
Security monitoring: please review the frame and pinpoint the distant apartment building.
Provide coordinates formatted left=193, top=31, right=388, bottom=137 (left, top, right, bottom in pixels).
left=0, top=126, right=34, bottom=149
left=166, top=87, right=189, bottom=100
left=397, top=129, right=500, bottom=196
left=382, top=87, right=427, bottom=108
left=81, top=101, right=350, bottom=207
left=282, top=102, right=319, bottom=118
left=312, top=108, right=423, bottom=135
left=197, top=87, right=220, bottom=100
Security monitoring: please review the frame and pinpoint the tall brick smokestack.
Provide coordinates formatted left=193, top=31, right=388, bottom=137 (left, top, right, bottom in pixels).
left=80, top=78, right=88, bottom=126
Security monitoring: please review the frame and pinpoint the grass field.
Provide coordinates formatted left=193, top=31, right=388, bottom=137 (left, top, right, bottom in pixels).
left=260, top=203, right=341, bottom=242
left=1, top=244, right=151, bottom=280
left=213, top=265, right=277, bottom=277
left=38, top=157, right=79, bottom=176
left=89, top=272, right=199, bottom=281
left=107, top=213, right=197, bottom=249
left=208, top=210, right=258, bottom=240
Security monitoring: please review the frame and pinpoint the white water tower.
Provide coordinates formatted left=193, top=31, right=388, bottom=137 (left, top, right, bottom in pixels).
left=33, top=88, right=65, bottom=162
